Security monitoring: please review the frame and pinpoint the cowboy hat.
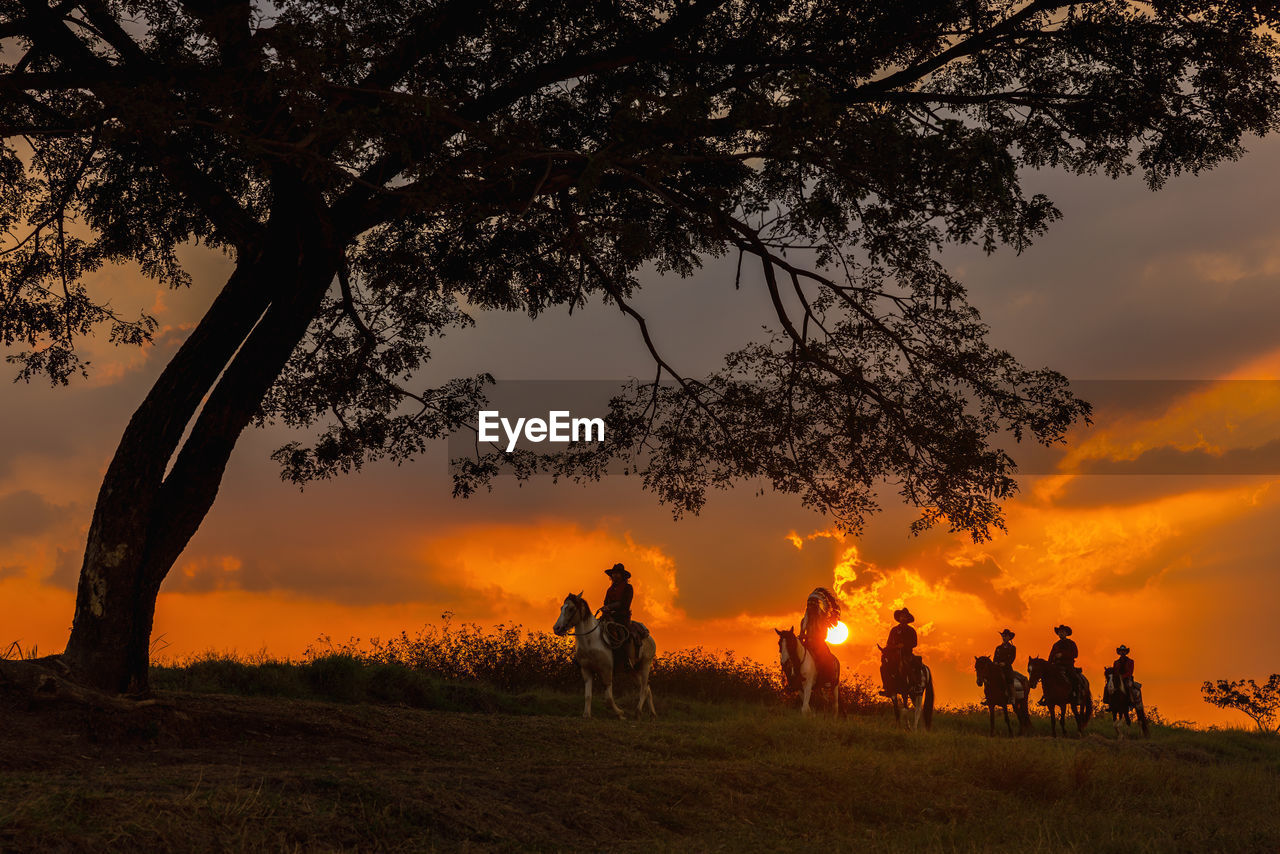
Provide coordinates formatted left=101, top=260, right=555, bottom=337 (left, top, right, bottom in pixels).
left=1000, top=629, right=1015, bottom=640
left=1053, top=624, right=1072, bottom=636
left=1116, top=645, right=1130, bottom=655
left=604, top=563, right=631, bottom=579
left=893, top=607, right=914, bottom=623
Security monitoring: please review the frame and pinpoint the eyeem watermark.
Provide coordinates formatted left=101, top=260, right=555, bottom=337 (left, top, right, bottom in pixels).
left=478, top=410, right=606, bottom=453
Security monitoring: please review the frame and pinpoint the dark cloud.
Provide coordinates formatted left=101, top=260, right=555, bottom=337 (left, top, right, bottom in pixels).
left=1049, top=474, right=1268, bottom=509
left=1077, top=439, right=1280, bottom=476
left=913, top=553, right=1028, bottom=620
left=49, top=546, right=81, bottom=589
left=0, top=490, right=67, bottom=545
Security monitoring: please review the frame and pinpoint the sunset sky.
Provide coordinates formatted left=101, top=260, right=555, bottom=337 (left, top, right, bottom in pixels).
left=3, top=130, right=1280, bottom=728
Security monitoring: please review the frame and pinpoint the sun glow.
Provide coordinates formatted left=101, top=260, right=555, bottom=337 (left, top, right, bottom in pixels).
left=826, top=621, right=849, bottom=644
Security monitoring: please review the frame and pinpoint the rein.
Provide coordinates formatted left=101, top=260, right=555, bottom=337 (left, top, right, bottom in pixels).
left=558, top=599, right=602, bottom=637
left=563, top=621, right=600, bottom=638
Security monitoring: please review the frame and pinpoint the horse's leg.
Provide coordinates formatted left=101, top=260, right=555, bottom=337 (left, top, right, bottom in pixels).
left=635, top=657, right=656, bottom=720
left=801, top=677, right=813, bottom=715
left=1003, top=705, right=1012, bottom=736
left=634, top=670, right=645, bottom=720
left=602, top=675, right=625, bottom=719
left=911, top=693, right=923, bottom=732
left=581, top=667, right=593, bottom=718
left=989, top=704, right=996, bottom=737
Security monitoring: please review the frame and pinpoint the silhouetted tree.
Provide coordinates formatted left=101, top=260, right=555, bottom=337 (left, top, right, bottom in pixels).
left=3, top=1, right=1278, bottom=693
left=1202, top=675, right=1280, bottom=733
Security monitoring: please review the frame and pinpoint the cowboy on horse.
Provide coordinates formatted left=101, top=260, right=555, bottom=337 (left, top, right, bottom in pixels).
left=1113, top=644, right=1135, bottom=697
left=1043, top=623, right=1084, bottom=705
left=601, top=563, right=637, bottom=669
left=880, top=606, right=919, bottom=694
left=993, top=628, right=1017, bottom=702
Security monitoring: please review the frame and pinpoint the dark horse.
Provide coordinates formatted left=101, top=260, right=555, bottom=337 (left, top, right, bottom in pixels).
left=1027, top=656, right=1092, bottom=738
left=1103, top=666, right=1149, bottom=739
left=974, top=655, right=1032, bottom=736
left=879, top=645, right=933, bottom=731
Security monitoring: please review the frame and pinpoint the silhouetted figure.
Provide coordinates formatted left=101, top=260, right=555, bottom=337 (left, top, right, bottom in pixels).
left=601, top=563, right=636, bottom=669
left=1044, top=624, right=1082, bottom=705
left=994, top=628, right=1017, bottom=701
left=880, top=607, right=918, bottom=694
left=1113, top=645, right=1135, bottom=696
left=798, top=587, right=841, bottom=681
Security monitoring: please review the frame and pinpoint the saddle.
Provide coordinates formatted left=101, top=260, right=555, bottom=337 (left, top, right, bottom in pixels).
left=882, top=652, right=923, bottom=695
left=601, top=619, right=648, bottom=646
left=603, top=620, right=648, bottom=670
left=1002, top=672, right=1026, bottom=704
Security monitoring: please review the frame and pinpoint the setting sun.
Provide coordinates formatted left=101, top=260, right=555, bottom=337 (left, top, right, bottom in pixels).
left=826, top=621, right=849, bottom=645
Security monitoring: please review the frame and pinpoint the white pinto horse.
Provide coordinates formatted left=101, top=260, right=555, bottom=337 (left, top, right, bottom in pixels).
left=553, top=592, right=656, bottom=720
left=776, top=627, right=839, bottom=715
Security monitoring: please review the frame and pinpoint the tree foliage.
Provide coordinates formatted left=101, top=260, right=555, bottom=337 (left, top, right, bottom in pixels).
left=4, top=0, right=1280, bottom=546
left=1202, top=674, right=1280, bottom=732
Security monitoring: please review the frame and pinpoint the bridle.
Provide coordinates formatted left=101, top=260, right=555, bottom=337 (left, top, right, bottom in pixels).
left=558, top=596, right=601, bottom=638
left=779, top=633, right=808, bottom=688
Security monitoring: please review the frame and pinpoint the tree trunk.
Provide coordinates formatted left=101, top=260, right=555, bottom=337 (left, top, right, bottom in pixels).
left=61, top=188, right=338, bottom=694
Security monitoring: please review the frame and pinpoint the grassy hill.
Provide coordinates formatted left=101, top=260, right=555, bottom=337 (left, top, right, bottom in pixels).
left=2, top=680, right=1278, bottom=853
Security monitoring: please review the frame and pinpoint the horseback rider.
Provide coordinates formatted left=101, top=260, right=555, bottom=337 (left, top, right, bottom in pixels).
left=1113, top=644, right=1135, bottom=698
left=797, top=588, right=841, bottom=685
left=1047, top=623, right=1082, bottom=703
left=993, top=629, right=1017, bottom=702
left=880, top=607, right=918, bottom=694
left=601, top=563, right=636, bottom=669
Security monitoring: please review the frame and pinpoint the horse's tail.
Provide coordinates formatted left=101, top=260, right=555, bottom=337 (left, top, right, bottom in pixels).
left=1081, top=686, right=1094, bottom=730
left=922, top=668, right=935, bottom=731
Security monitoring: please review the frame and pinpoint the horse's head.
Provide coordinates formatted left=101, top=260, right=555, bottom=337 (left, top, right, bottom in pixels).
left=553, top=592, right=588, bottom=636
left=776, top=626, right=797, bottom=657
left=974, top=655, right=992, bottom=686
left=1027, top=656, right=1045, bottom=688
left=776, top=627, right=800, bottom=687
left=1103, top=665, right=1123, bottom=698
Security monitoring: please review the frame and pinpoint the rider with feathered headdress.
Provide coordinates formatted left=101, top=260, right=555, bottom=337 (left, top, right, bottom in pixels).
left=797, top=587, right=841, bottom=680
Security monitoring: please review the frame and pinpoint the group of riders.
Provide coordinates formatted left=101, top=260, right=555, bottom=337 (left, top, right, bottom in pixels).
left=991, top=623, right=1136, bottom=706
left=597, top=567, right=1137, bottom=705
